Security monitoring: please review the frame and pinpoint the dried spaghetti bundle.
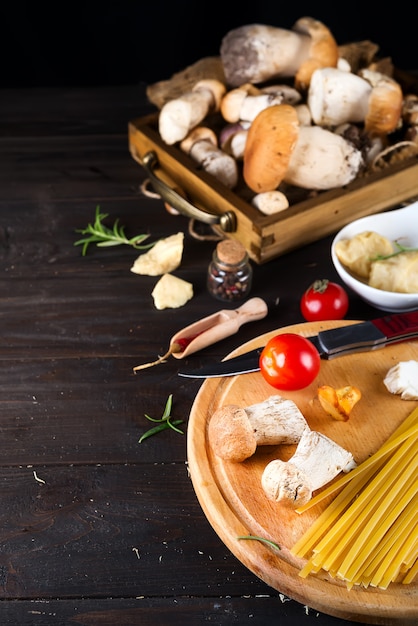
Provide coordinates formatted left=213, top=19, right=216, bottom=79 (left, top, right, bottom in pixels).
left=291, top=407, right=418, bottom=589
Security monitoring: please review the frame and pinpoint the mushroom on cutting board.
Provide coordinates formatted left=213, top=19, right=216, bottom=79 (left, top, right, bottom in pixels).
left=261, top=427, right=357, bottom=507
left=180, top=126, right=238, bottom=189
left=208, top=395, right=308, bottom=463
left=220, top=18, right=338, bottom=89
left=158, top=79, right=226, bottom=145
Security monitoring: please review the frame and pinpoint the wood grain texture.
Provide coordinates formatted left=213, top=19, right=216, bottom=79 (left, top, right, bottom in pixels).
left=188, top=320, right=418, bottom=624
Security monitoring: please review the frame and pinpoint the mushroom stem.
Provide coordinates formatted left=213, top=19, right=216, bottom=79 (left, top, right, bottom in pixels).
left=221, top=84, right=302, bottom=123
left=180, top=127, right=238, bottom=189
left=158, top=79, right=226, bottom=145
left=284, top=125, right=363, bottom=189
left=261, top=427, right=357, bottom=507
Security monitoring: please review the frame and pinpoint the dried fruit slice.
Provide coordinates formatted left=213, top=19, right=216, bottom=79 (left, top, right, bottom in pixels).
left=317, top=385, right=362, bottom=421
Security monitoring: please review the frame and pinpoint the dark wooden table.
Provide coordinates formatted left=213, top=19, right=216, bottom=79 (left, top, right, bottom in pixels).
left=0, top=84, right=406, bottom=626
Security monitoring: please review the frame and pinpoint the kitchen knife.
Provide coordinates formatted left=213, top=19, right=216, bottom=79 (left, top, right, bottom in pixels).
left=178, top=311, right=418, bottom=378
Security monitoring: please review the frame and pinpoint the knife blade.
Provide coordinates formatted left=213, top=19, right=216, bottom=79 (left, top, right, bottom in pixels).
left=178, top=311, right=418, bottom=378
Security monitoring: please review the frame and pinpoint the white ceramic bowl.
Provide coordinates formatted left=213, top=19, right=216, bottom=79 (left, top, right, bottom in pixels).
left=331, top=202, right=418, bottom=312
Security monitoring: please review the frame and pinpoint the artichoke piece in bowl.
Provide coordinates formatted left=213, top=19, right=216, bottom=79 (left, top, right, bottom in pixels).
left=331, top=202, right=418, bottom=312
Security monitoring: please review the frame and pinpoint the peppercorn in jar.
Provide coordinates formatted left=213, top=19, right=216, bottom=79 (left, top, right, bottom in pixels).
left=207, top=239, right=252, bottom=302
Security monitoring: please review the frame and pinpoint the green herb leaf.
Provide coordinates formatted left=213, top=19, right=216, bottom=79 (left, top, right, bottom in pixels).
left=372, top=240, right=418, bottom=261
left=138, top=395, right=184, bottom=443
left=237, top=535, right=281, bottom=551
left=74, top=205, right=156, bottom=256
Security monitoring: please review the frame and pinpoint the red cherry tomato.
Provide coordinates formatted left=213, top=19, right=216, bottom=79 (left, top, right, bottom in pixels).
left=300, top=279, right=349, bottom=322
left=259, top=333, right=321, bottom=391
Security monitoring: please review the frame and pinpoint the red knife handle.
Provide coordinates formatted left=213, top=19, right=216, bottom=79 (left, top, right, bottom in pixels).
left=372, top=311, right=418, bottom=339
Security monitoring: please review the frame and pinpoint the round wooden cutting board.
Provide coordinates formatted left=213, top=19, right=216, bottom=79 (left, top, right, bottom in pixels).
left=187, top=320, right=418, bottom=625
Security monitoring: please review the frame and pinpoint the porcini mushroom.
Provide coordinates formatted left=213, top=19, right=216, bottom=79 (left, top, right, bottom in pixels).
left=261, top=427, right=357, bottom=507
left=284, top=125, right=364, bottom=189
left=220, top=18, right=338, bottom=89
left=158, top=78, right=226, bottom=145
left=243, top=105, right=363, bottom=193
left=360, top=69, right=403, bottom=136
left=221, top=84, right=302, bottom=123
left=180, top=126, right=238, bottom=189
left=308, top=67, right=403, bottom=137
left=292, top=16, right=339, bottom=91
left=243, top=104, right=300, bottom=194
left=308, top=67, right=373, bottom=127
left=208, top=395, right=308, bottom=463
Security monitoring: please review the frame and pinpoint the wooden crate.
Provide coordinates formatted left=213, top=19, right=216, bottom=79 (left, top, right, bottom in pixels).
left=128, top=112, right=418, bottom=264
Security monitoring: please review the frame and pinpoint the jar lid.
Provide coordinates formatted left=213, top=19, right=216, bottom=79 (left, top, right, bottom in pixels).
left=216, top=239, right=247, bottom=265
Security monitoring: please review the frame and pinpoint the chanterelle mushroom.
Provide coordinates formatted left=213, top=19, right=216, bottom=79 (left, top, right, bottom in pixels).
left=261, top=427, right=357, bottom=507
left=208, top=395, right=308, bottom=462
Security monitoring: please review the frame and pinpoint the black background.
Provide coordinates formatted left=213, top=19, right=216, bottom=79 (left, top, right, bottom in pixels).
left=1, top=2, right=416, bottom=88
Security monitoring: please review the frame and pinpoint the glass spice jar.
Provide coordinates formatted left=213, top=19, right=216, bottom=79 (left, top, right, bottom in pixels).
left=207, top=239, right=252, bottom=302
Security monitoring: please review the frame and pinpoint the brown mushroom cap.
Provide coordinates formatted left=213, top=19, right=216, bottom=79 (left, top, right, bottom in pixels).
left=243, top=104, right=300, bottom=194
left=208, top=404, right=257, bottom=462
left=292, top=17, right=339, bottom=91
left=361, top=70, right=404, bottom=136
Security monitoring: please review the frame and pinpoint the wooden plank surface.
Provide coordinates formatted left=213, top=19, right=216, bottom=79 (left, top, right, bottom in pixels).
left=0, top=83, right=413, bottom=626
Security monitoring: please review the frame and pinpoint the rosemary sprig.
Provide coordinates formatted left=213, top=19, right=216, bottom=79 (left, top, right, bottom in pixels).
left=139, top=394, right=184, bottom=443
left=237, top=535, right=281, bottom=551
left=372, top=240, right=418, bottom=261
left=74, top=205, right=156, bottom=256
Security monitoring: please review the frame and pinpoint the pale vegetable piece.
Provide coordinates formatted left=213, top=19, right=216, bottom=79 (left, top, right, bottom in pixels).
left=209, top=394, right=308, bottom=462
left=261, top=427, right=357, bottom=507
left=333, top=231, right=394, bottom=279
left=251, top=191, right=289, bottom=215
left=284, top=125, right=363, bottom=190
left=384, top=361, right=418, bottom=400
left=130, top=232, right=184, bottom=276
left=151, top=274, right=193, bottom=310
left=368, top=251, right=418, bottom=293
left=317, top=385, right=362, bottom=421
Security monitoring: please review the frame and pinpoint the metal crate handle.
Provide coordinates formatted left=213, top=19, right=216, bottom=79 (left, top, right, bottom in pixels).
left=142, top=151, right=237, bottom=233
